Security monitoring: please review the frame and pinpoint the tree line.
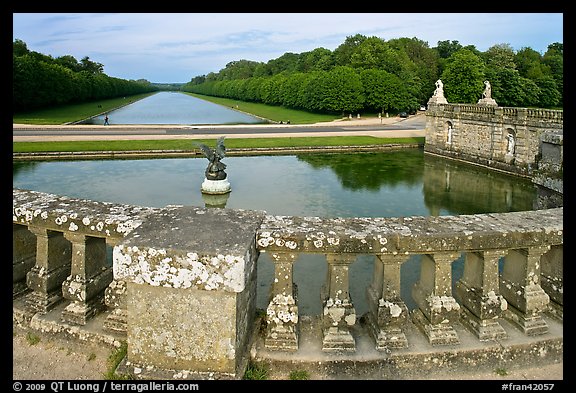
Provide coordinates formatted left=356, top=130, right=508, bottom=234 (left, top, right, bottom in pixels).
left=181, top=35, right=563, bottom=115
left=13, top=39, right=159, bottom=112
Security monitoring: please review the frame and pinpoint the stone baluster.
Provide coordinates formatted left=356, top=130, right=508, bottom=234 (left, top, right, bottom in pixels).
left=321, top=253, right=357, bottom=352
left=13, top=224, right=37, bottom=298
left=104, top=239, right=127, bottom=333
left=61, top=232, right=113, bottom=325
left=455, top=250, right=508, bottom=341
left=540, top=245, right=563, bottom=320
left=366, top=254, right=409, bottom=350
left=104, top=279, right=128, bottom=333
left=25, top=226, right=72, bottom=314
left=265, top=252, right=299, bottom=351
left=411, top=252, right=461, bottom=345
left=500, top=246, right=551, bottom=335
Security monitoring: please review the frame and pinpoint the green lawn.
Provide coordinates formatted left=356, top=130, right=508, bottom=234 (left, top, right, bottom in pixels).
left=13, top=137, right=425, bottom=153
left=12, top=93, right=157, bottom=125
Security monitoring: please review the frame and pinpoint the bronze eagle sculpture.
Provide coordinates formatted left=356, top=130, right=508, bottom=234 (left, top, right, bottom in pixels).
left=194, top=136, right=227, bottom=180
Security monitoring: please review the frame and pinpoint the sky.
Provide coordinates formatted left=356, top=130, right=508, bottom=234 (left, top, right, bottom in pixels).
left=12, top=13, right=564, bottom=84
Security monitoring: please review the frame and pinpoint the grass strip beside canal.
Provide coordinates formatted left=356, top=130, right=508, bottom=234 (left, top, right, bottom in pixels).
left=13, top=136, right=425, bottom=153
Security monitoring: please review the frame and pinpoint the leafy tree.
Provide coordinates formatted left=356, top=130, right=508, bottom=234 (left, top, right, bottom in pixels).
left=388, top=37, right=440, bottom=103
left=441, top=49, right=485, bottom=103
left=333, top=34, right=368, bottom=66
left=260, top=73, right=287, bottom=105
left=435, top=40, right=463, bottom=59
left=349, top=36, right=389, bottom=70
left=483, top=43, right=517, bottom=69
left=264, top=52, right=299, bottom=75
left=13, top=38, right=29, bottom=57
left=80, top=56, right=104, bottom=74
left=360, top=68, right=411, bottom=113
left=55, top=55, right=83, bottom=72
left=535, top=75, right=561, bottom=108
left=320, top=66, right=364, bottom=114
left=297, top=48, right=334, bottom=72
left=218, top=59, right=262, bottom=80
left=515, top=47, right=545, bottom=79
left=279, top=72, right=307, bottom=108
left=542, top=43, right=563, bottom=105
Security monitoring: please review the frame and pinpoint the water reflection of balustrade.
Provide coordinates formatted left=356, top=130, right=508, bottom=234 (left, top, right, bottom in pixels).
left=13, top=189, right=563, bottom=359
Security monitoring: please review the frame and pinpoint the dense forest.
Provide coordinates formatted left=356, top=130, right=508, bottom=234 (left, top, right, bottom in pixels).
left=182, top=34, right=563, bottom=115
left=13, top=39, right=159, bottom=112
left=13, top=34, right=562, bottom=115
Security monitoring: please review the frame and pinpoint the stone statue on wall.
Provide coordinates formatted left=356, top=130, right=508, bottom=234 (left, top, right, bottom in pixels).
left=507, top=133, right=515, bottom=155
left=434, top=79, right=444, bottom=97
left=482, top=80, right=492, bottom=99
left=477, top=80, right=497, bottom=106
left=428, top=79, right=448, bottom=105
left=195, top=136, right=228, bottom=180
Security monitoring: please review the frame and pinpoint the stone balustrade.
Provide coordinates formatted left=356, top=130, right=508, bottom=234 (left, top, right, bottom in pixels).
left=13, top=188, right=563, bottom=379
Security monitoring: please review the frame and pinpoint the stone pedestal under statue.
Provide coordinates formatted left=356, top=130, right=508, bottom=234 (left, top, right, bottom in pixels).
left=201, top=178, right=231, bottom=195
left=427, top=95, right=448, bottom=105
left=477, top=97, right=498, bottom=106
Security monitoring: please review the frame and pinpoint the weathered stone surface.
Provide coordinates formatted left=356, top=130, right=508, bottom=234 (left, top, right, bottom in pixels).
left=256, top=209, right=563, bottom=254
left=13, top=188, right=157, bottom=240
left=114, top=205, right=265, bottom=292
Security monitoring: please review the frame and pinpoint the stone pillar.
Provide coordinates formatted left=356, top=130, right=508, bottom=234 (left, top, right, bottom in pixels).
left=104, top=279, right=128, bottom=333
left=500, top=246, right=551, bottom=335
left=25, top=227, right=72, bottom=314
left=366, top=254, right=409, bottom=350
left=265, top=252, right=299, bottom=351
left=13, top=224, right=36, bottom=298
left=455, top=250, right=508, bottom=341
left=321, top=253, right=357, bottom=352
left=411, top=252, right=461, bottom=345
left=540, top=245, right=563, bottom=320
left=116, top=206, right=264, bottom=379
left=60, top=233, right=112, bottom=325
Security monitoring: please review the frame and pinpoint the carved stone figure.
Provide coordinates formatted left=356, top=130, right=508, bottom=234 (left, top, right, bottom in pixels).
left=477, top=80, right=497, bottom=106
left=434, top=79, right=444, bottom=97
left=483, top=80, right=492, bottom=99
left=507, top=133, right=515, bottom=155
left=428, top=79, right=448, bottom=105
left=195, top=136, right=227, bottom=180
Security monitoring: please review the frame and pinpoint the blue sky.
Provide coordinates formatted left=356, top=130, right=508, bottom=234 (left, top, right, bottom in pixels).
left=12, top=13, right=563, bottom=83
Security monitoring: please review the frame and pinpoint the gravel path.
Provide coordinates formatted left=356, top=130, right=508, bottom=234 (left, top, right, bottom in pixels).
left=13, top=326, right=562, bottom=381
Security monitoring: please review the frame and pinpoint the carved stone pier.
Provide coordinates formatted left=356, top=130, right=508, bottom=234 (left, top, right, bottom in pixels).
left=61, top=233, right=112, bottom=325
left=455, top=250, right=508, bottom=341
left=500, top=246, right=551, bottom=336
left=411, top=252, right=461, bottom=345
left=366, top=254, right=409, bottom=349
left=13, top=224, right=36, bottom=298
left=265, top=252, right=299, bottom=351
left=25, top=227, right=72, bottom=314
left=321, top=254, right=357, bottom=352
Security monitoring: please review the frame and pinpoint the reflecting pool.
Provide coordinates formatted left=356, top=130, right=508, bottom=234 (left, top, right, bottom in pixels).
left=83, top=91, right=268, bottom=125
